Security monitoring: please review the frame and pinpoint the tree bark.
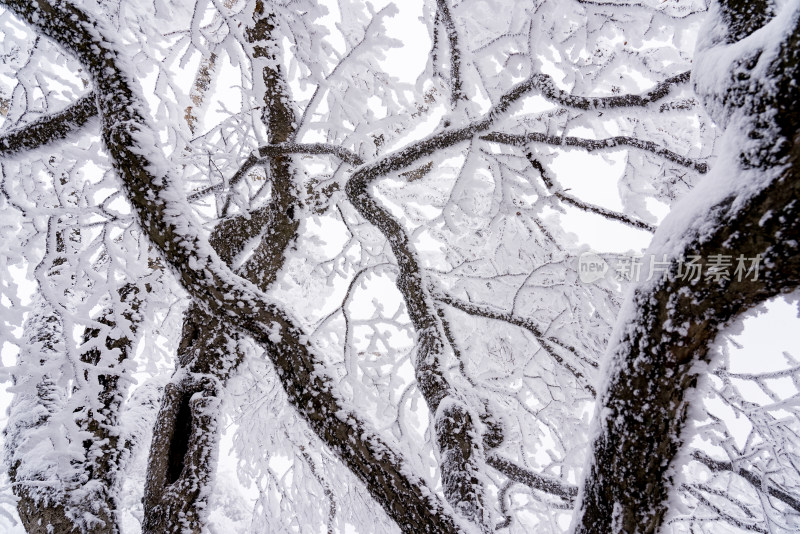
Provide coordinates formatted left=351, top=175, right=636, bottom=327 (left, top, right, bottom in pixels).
left=142, top=4, right=301, bottom=531
left=575, top=4, right=800, bottom=532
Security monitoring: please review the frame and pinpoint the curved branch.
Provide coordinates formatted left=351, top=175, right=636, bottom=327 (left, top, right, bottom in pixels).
left=0, top=92, right=97, bottom=157
left=333, top=65, right=551, bottom=534
left=531, top=70, right=690, bottom=111
left=483, top=131, right=708, bottom=173
left=575, top=126, right=800, bottom=534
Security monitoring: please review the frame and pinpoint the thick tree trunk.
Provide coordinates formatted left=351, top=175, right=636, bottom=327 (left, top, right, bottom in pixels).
left=142, top=3, right=306, bottom=532
left=575, top=3, right=800, bottom=532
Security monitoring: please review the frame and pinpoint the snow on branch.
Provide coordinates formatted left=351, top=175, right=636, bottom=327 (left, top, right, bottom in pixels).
left=576, top=0, right=708, bottom=20
left=258, top=142, right=365, bottom=166
left=483, top=131, right=708, bottom=174
left=574, top=4, right=800, bottom=530
left=434, top=0, right=465, bottom=105
left=525, top=155, right=656, bottom=233
left=531, top=70, right=691, bottom=111
left=691, top=451, right=800, bottom=514
left=346, top=137, right=493, bottom=529
left=0, top=92, right=97, bottom=157
left=486, top=454, right=578, bottom=503
left=432, top=288, right=597, bottom=395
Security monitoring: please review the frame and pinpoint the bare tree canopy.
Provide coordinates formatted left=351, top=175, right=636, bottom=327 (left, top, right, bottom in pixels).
left=0, top=0, right=798, bottom=533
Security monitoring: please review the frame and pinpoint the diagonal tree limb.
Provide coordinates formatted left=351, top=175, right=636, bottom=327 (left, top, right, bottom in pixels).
left=145, top=4, right=341, bottom=533
left=432, top=289, right=597, bottom=396
left=681, top=483, right=768, bottom=533
left=0, top=92, right=97, bottom=157
left=691, top=450, right=800, bottom=514
left=0, top=1, right=463, bottom=532
left=346, top=160, right=493, bottom=530
left=486, top=454, right=578, bottom=503
left=526, top=154, right=656, bottom=233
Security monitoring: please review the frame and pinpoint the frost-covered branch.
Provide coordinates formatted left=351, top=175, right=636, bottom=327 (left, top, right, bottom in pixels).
left=346, top=155, right=492, bottom=530
left=691, top=451, right=800, bottom=514
left=681, top=483, right=768, bottom=533
left=184, top=52, right=218, bottom=134
left=532, top=70, right=690, bottom=111
left=526, top=155, right=656, bottom=232
left=434, top=0, right=465, bottom=104
left=486, top=454, right=578, bottom=503
left=258, top=142, right=365, bottom=166
left=187, top=152, right=259, bottom=203
left=4, top=181, right=146, bottom=533
left=188, top=143, right=363, bottom=203
left=432, top=289, right=597, bottom=395
left=0, top=92, right=97, bottom=157
left=333, top=65, right=553, bottom=534
left=482, top=131, right=708, bottom=173
left=300, top=447, right=337, bottom=534
left=576, top=0, right=708, bottom=20
left=717, top=0, right=773, bottom=42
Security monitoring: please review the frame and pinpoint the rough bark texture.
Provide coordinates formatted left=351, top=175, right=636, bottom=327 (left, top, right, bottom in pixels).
left=141, top=4, right=301, bottom=532
left=575, top=3, right=800, bottom=532
left=6, top=205, right=145, bottom=534
left=142, top=312, right=233, bottom=534
left=0, top=92, right=97, bottom=157
left=347, top=152, right=491, bottom=531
